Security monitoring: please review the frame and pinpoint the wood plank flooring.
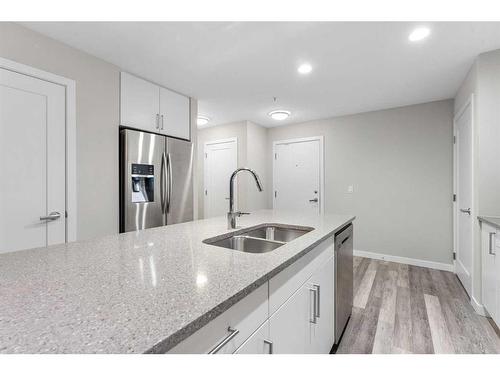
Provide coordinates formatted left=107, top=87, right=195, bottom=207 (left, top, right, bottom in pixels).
left=336, top=257, right=500, bottom=354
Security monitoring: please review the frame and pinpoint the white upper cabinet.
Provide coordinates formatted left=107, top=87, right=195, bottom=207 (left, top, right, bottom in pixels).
left=120, top=72, right=160, bottom=133
left=120, top=72, right=190, bottom=140
left=159, top=87, right=190, bottom=140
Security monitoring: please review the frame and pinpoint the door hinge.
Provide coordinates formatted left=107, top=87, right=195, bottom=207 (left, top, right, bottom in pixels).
left=205, top=189, right=207, bottom=196
left=453, top=252, right=456, bottom=260
left=274, top=190, right=277, bottom=198
left=453, top=136, right=456, bottom=144
left=65, top=211, right=68, bottom=218
left=205, top=152, right=208, bottom=159
left=274, top=153, right=277, bottom=160
left=453, top=194, right=456, bottom=202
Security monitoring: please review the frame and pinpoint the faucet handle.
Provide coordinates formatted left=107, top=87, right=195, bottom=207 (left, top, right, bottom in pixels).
left=238, top=212, right=250, bottom=216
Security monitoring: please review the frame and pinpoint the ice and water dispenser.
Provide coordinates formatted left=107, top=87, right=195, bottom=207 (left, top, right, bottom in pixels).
left=131, top=163, right=154, bottom=203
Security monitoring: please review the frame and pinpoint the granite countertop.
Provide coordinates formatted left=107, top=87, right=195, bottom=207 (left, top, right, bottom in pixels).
left=478, top=216, right=500, bottom=230
left=0, top=210, right=354, bottom=354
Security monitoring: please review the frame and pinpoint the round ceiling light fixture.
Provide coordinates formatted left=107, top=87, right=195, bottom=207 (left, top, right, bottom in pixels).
left=408, top=27, right=431, bottom=42
left=268, top=110, right=291, bottom=121
left=297, top=63, right=313, bottom=74
left=196, top=116, right=210, bottom=126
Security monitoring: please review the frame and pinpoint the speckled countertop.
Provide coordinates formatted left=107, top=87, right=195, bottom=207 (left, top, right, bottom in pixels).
left=478, top=216, right=500, bottom=230
left=0, top=210, right=354, bottom=354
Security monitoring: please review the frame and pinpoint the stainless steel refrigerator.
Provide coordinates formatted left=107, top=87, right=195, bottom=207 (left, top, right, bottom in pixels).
left=120, top=129, right=194, bottom=233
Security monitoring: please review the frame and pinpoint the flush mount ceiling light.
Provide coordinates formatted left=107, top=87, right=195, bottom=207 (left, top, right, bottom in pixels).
left=408, top=27, right=431, bottom=42
left=196, top=116, right=210, bottom=126
left=268, top=110, right=290, bottom=121
left=297, top=63, right=312, bottom=74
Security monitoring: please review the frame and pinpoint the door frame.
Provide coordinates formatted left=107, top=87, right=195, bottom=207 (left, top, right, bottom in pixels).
left=203, top=137, right=238, bottom=218
left=453, top=93, right=475, bottom=299
left=0, top=57, right=77, bottom=242
left=272, top=136, right=325, bottom=214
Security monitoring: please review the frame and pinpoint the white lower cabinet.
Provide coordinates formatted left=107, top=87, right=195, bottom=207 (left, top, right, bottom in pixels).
left=481, top=222, right=499, bottom=324
left=168, top=236, right=335, bottom=354
left=234, top=321, right=271, bottom=354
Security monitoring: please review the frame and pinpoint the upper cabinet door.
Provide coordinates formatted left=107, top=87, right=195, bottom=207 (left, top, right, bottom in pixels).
left=159, top=87, right=190, bottom=140
left=120, top=72, right=160, bottom=133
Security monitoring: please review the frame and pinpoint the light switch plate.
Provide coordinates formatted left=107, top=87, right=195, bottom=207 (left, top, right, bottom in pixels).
left=347, top=185, right=354, bottom=193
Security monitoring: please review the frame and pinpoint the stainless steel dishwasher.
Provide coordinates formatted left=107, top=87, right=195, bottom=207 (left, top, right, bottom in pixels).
left=334, top=223, right=353, bottom=344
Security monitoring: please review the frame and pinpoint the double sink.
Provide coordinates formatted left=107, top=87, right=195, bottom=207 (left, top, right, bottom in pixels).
left=203, top=224, right=314, bottom=254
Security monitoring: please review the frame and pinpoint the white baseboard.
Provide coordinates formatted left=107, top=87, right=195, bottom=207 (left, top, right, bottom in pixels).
left=353, top=249, right=454, bottom=272
left=471, top=295, right=489, bottom=317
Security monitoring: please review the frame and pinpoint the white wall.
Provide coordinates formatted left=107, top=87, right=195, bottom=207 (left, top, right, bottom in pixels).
left=0, top=22, right=120, bottom=240
left=267, top=100, right=454, bottom=266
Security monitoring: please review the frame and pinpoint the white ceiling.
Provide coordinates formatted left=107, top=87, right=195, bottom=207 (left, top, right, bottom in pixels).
left=21, top=22, right=500, bottom=127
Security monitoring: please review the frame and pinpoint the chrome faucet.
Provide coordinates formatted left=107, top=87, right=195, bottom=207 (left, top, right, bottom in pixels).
left=227, top=168, right=263, bottom=229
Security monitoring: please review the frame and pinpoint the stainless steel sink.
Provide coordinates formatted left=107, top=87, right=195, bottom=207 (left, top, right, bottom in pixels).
left=203, top=223, right=314, bottom=254
left=243, top=225, right=312, bottom=242
left=208, top=235, right=285, bottom=254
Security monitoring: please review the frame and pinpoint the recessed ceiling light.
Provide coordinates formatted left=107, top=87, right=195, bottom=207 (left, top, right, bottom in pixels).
left=268, top=110, right=290, bottom=121
left=298, top=63, right=312, bottom=74
left=408, top=27, right=431, bottom=42
left=197, top=116, right=210, bottom=126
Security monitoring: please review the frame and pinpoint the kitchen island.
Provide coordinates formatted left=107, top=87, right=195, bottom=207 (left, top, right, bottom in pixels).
left=0, top=210, right=354, bottom=354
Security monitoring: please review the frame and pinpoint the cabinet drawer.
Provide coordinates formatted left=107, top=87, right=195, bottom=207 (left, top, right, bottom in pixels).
left=269, top=236, right=334, bottom=315
left=168, top=283, right=268, bottom=354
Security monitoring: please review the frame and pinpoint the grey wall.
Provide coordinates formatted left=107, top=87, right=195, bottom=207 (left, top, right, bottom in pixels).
left=197, top=121, right=268, bottom=218
left=0, top=22, right=120, bottom=240
left=267, top=100, right=454, bottom=265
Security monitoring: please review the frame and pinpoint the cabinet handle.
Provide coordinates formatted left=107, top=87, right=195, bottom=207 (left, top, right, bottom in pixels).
left=161, top=114, right=164, bottom=130
left=309, top=288, right=317, bottom=324
left=264, top=339, right=273, bottom=354
left=489, top=232, right=496, bottom=255
left=208, top=327, right=239, bottom=354
left=155, top=113, right=160, bottom=129
left=313, top=284, right=320, bottom=318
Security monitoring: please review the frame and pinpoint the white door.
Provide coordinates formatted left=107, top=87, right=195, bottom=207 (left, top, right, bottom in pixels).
left=273, top=138, right=322, bottom=214
left=308, top=256, right=334, bottom=353
left=455, top=102, right=473, bottom=295
left=159, top=87, right=190, bottom=140
left=204, top=139, right=237, bottom=218
left=120, top=72, right=160, bottom=133
left=0, top=68, right=66, bottom=254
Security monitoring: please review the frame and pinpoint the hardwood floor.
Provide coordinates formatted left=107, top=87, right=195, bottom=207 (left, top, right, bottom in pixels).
left=336, top=257, right=500, bottom=354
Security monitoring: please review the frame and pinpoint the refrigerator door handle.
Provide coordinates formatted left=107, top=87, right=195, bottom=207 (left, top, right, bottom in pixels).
left=160, top=152, right=167, bottom=213
left=166, top=153, right=173, bottom=213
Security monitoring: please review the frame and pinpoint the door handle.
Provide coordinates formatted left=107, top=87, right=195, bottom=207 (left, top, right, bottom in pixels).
left=460, top=208, right=471, bottom=215
left=264, top=339, right=273, bottom=354
left=313, top=284, right=320, bottom=318
left=309, top=198, right=318, bottom=203
left=489, top=232, right=496, bottom=255
left=160, top=153, right=167, bottom=213
left=161, top=114, right=164, bottom=130
left=208, top=327, right=239, bottom=354
left=166, top=153, right=172, bottom=214
left=156, top=114, right=160, bottom=130
left=309, top=287, right=318, bottom=324
left=40, top=211, right=61, bottom=221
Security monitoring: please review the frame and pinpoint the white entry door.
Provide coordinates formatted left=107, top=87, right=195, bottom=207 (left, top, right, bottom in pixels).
left=204, top=138, right=237, bottom=218
left=273, top=137, right=323, bottom=214
left=0, top=68, right=66, bottom=254
left=454, top=100, right=473, bottom=295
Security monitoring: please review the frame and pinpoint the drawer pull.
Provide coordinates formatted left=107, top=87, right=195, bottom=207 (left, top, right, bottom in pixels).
left=489, top=232, right=496, bottom=255
left=208, top=327, right=239, bottom=354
